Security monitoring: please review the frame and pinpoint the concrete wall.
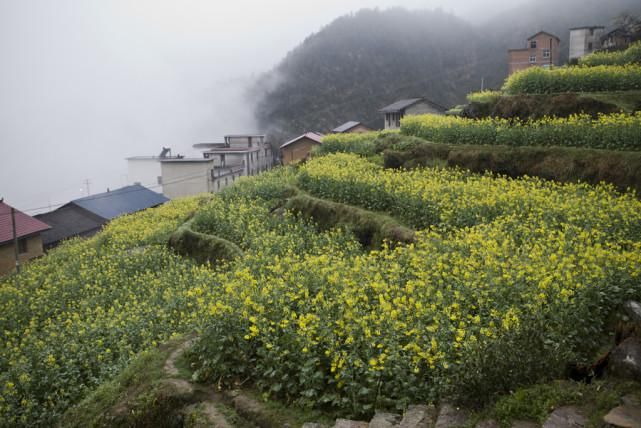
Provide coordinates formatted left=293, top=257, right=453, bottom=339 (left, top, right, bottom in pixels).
left=0, top=235, right=44, bottom=276
left=127, top=158, right=162, bottom=188
left=570, top=28, right=605, bottom=60
left=281, top=138, right=321, bottom=165
left=161, top=161, right=213, bottom=199
left=210, top=168, right=244, bottom=192
left=226, top=136, right=265, bottom=148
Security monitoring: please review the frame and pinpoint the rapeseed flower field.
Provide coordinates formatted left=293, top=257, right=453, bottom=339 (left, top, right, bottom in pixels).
left=400, top=112, right=641, bottom=151
left=2, top=155, right=641, bottom=425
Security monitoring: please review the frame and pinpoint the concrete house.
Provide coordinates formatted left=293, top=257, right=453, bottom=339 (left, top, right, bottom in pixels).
left=331, top=121, right=372, bottom=134
left=280, top=132, right=324, bottom=166
left=0, top=200, right=51, bottom=275
left=601, top=28, right=633, bottom=51
left=161, top=135, right=273, bottom=200
left=508, top=31, right=561, bottom=75
left=379, top=98, right=445, bottom=130
left=569, top=26, right=606, bottom=60
left=126, top=147, right=183, bottom=191
left=36, top=184, right=168, bottom=249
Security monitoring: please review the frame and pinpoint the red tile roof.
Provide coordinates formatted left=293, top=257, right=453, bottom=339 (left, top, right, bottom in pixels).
left=0, top=201, right=51, bottom=244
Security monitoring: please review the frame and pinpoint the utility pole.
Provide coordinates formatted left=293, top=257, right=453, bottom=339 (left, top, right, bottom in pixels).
left=83, top=179, right=91, bottom=196
left=11, top=207, right=20, bottom=274
left=481, top=77, right=485, bottom=91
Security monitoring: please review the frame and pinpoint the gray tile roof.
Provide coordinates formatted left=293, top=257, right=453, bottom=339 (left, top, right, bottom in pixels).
left=36, top=205, right=105, bottom=248
left=332, top=121, right=362, bottom=133
left=379, top=98, right=423, bottom=113
left=70, top=184, right=169, bottom=220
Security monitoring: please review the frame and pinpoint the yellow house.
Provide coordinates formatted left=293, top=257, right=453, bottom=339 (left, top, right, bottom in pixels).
left=280, top=132, right=324, bottom=166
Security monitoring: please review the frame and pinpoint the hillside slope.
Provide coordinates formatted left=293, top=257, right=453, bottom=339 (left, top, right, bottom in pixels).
left=252, top=0, right=641, bottom=140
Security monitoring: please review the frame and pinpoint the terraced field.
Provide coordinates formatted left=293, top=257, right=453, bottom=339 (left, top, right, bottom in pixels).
left=2, top=151, right=641, bottom=426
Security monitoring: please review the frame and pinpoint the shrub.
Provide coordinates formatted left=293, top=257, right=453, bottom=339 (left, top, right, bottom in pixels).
left=580, top=42, right=641, bottom=67
left=400, top=112, right=641, bottom=151
left=466, top=90, right=502, bottom=104
left=503, top=64, right=641, bottom=94
left=315, top=131, right=398, bottom=157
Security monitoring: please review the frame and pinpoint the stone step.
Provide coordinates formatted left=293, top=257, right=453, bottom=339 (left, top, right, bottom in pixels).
left=603, top=404, right=641, bottom=428
left=542, top=406, right=586, bottom=428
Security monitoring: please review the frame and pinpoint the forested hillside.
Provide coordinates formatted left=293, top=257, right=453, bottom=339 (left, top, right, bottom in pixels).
left=252, top=0, right=641, bottom=141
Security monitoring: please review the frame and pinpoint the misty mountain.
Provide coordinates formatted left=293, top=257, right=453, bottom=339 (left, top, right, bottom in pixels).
left=252, top=0, right=641, bottom=140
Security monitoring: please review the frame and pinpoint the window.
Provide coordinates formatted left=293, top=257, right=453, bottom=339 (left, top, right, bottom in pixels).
left=18, top=239, right=27, bottom=254
left=588, top=42, right=593, bottom=51
left=530, top=40, right=537, bottom=49
left=529, top=55, right=536, bottom=64
left=542, top=49, right=550, bottom=59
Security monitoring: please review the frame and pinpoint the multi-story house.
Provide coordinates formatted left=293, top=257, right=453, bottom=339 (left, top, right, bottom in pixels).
left=159, top=135, right=273, bottom=199
left=508, top=31, right=561, bottom=75
left=569, top=26, right=605, bottom=60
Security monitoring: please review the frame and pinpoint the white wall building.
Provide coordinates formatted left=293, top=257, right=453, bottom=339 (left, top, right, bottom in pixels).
left=569, top=26, right=605, bottom=61
left=126, top=157, right=163, bottom=188
left=148, top=135, right=274, bottom=200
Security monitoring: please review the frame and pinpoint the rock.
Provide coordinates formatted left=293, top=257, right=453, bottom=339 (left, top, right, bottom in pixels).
left=511, top=421, right=539, bottom=428
left=476, top=420, right=501, bottom=428
left=623, top=301, right=641, bottom=324
left=369, top=412, right=402, bottom=428
left=333, top=419, right=369, bottom=428
left=399, top=404, right=436, bottom=428
left=542, top=406, right=586, bottom=428
left=622, top=395, right=641, bottom=407
left=609, top=337, right=641, bottom=381
left=603, top=405, right=641, bottom=428
left=435, top=404, right=469, bottom=428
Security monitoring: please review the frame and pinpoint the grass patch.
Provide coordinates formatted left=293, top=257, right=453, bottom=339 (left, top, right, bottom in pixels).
left=467, top=379, right=641, bottom=428
left=58, top=338, right=194, bottom=428
left=284, top=192, right=415, bottom=249
left=244, top=389, right=336, bottom=427
left=383, top=140, right=641, bottom=196
left=168, top=219, right=243, bottom=265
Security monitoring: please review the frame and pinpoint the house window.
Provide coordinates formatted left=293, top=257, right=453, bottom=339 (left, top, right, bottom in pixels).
left=588, top=42, right=593, bottom=51
left=530, top=40, right=537, bottom=49
left=18, top=239, right=28, bottom=254
left=542, top=49, right=550, bottom=59
left=529, top=55, right=536, bottom=64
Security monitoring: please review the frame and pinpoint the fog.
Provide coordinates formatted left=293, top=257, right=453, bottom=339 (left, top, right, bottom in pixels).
left=0, top=0, right=527, bottom=211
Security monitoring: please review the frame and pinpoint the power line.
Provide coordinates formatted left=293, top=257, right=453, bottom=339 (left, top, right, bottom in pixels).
left=0, top=169, right=214, bottom=217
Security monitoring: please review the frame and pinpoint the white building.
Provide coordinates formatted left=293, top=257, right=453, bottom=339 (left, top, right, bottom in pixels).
left=569, top=26, right=605, bottom=61
left=144, top=135, right=274, bottom=200
left=126, top=147, right=179, bottom=191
